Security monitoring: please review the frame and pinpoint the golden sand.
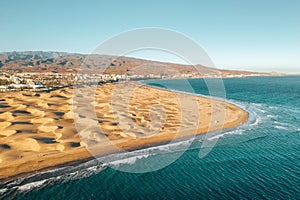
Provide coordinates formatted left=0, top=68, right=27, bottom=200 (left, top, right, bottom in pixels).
left=0, top=82, right=248, bottom=181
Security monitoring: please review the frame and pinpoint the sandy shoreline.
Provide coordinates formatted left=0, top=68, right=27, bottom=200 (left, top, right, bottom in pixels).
left=0, top=82, right=248, bottom=183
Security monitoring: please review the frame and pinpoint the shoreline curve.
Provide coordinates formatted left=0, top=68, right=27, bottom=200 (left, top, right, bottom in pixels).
left=0, top=81, right=249, bottom=184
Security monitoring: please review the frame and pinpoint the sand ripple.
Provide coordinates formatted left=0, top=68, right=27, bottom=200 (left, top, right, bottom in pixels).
left=0, top=83, right=248, bottom=180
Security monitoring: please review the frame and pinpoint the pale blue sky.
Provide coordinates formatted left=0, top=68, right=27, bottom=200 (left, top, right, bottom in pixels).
left=1, top=0, right=299, bottom=72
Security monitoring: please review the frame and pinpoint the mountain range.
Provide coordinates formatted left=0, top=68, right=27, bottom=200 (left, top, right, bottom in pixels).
left=0, top=51, right=280, bottom=77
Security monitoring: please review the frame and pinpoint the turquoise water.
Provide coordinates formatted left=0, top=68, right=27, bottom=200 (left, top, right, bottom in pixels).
left=2, top=76, right=300, bottom=199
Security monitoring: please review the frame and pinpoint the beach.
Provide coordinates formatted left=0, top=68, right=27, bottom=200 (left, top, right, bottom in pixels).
left=0, top=82, right=248, bottom=182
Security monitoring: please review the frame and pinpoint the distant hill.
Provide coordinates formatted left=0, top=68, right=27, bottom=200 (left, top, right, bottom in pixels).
left=0, top=51, right=281, bottom=77
left=0, top=51, right=68, bottom=62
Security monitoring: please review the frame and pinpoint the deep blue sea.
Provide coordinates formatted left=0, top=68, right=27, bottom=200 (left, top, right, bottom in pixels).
left=2, top=76, right=300, bottom=199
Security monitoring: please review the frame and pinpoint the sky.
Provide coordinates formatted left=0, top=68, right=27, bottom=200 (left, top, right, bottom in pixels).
left=0, top=0, right=299, bottom=73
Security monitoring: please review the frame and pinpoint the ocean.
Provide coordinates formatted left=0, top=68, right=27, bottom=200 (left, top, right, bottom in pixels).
left=2, top=76, right=300, bottom=199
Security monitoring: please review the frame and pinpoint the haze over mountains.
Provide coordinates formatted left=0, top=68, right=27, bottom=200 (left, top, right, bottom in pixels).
left=0, top=51, right=280, bottom=77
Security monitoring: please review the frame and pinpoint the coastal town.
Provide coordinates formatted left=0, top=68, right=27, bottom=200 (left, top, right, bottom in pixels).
left=0, top=69, right=281, bottom=92
left=0, top=71, right=125, bottom=92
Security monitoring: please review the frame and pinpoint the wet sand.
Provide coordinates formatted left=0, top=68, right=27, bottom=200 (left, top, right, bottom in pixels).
left=0, top=82, right=248, bottom=181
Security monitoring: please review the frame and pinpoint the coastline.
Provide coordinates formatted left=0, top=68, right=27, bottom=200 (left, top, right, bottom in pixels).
left=0, top=80, right=249, bottom=184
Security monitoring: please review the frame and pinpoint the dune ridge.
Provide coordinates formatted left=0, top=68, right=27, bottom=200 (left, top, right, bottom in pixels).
left=0, top=82, right=248, bottom=181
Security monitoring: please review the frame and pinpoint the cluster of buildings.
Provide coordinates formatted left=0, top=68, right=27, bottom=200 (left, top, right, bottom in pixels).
left=0, top=69, right=278, bottom=92
left=0, top=71, right=127, bottom=92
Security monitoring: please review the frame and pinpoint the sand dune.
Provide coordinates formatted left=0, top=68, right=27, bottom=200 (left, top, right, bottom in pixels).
left=0, top=82, right=248, bottom=181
